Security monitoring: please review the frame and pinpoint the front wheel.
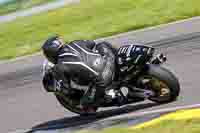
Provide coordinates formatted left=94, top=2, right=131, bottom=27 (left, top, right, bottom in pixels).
left=55, top=92, right=98, bottom=115
left=138, top=64, right=180, bottom=103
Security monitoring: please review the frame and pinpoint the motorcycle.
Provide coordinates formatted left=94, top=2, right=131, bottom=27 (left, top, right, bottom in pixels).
left=42, top=44, right=180, bottom=115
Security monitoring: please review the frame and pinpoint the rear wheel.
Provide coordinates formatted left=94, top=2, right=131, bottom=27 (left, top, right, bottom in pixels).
left=138, top=65, right=180, bottom=103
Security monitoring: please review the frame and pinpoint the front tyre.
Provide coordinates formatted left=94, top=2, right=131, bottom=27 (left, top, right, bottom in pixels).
left=140, top=64, right=180, bottom=103
left=55, top=93, right=98, bottom=115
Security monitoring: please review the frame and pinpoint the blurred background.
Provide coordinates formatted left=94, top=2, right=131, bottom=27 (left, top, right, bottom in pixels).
left=0, top=0, right=59, bottom=15
left=0, top=0, right=13, bottom=4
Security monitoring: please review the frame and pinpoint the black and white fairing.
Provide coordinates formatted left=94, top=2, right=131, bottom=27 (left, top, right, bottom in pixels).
left=117, top=44, right=155, bottom=73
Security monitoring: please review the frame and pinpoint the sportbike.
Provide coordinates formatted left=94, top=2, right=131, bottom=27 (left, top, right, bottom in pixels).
left=42, top=44, right=180, bottom=115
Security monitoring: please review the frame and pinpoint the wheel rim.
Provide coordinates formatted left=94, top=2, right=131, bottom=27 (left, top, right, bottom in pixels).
left=139, top=76, right=171, bottom=102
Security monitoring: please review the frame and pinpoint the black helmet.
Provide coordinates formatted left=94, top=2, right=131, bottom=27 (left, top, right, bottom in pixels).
left=42, top=36, right=63, bottom=64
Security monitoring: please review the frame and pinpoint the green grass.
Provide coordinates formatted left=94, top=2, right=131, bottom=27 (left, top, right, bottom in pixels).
left=77, top=119, right=200, bottom=133
left=0, top=0, right=56, bottom=15
left=1, top=0, right=200, bottom=60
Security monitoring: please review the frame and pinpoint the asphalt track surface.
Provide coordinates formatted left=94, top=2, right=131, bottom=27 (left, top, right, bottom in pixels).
left=1, top=34, right=200, bottom=133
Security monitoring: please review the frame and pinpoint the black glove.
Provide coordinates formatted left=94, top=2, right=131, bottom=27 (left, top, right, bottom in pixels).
left=42, top=69, right=55, bottom=92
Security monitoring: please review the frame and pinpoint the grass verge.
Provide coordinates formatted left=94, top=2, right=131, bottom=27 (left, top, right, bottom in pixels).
left=77, top=109, right=200, bottom=133
left=0, top=0, right=56, bottom=15
left=1, top=0, right=200, bottom=60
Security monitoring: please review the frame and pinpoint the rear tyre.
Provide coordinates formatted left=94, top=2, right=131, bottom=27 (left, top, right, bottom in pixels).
left=140, top=64, right=180, bottom=103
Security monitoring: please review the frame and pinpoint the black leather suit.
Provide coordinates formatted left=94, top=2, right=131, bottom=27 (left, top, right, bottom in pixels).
left=43, top=40, right=116, bottom=104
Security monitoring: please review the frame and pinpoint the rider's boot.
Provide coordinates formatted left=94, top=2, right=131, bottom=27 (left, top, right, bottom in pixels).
left=105, top=86, right=129, bottom=106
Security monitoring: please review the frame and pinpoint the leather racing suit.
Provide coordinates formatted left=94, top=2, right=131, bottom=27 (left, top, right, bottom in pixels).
left=43, top=40, right=116, bottom=107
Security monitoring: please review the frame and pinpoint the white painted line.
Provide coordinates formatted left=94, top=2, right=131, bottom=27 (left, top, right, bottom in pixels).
left=0, top=52, right=42, bottom=65
left=96, top=16, right=200, bottom=42
left=0, top=0, right=80, bottom=23
left=8, top=129, right=31, bottom=133
left=106, top=104, right=200, bottom=121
